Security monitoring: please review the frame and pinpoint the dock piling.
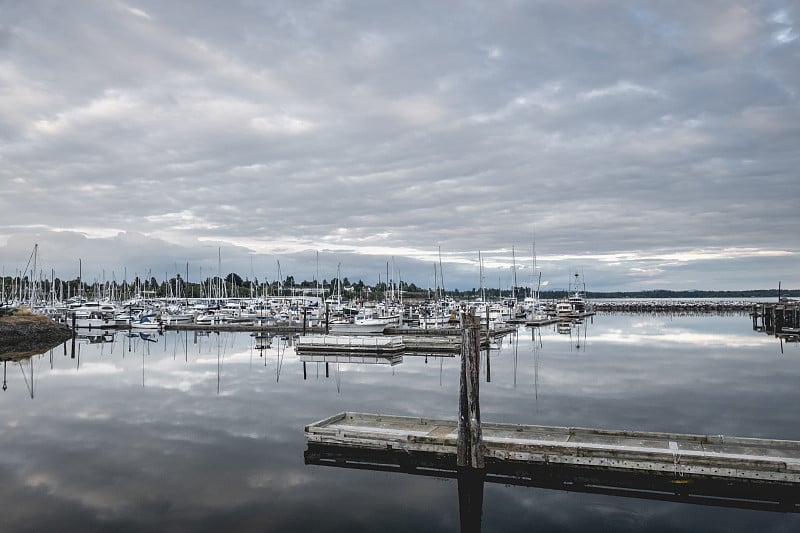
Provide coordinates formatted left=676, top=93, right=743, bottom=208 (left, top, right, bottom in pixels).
left=458, top=308, right=484, bottom=469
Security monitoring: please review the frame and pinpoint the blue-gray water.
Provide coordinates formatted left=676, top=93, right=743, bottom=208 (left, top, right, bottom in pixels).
left=1, top=313, right=798, bottom=532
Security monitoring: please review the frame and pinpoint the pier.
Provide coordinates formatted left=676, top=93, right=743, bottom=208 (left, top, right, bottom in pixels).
left=752, top=300, right=800, bottom=338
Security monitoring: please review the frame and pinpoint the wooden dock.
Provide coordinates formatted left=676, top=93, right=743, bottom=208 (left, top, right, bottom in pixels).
left=305, top=412, right=800, bottom=489
left=295, top=329, right=514, bottom=355
left=752, top=300, right=800, bottom=338
left=296, top=335, right=404, bottom=354
left=296, top=334, right=461, bottom=354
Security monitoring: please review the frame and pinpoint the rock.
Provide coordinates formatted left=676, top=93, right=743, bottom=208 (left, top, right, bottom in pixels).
left=0, top=315, right=74, bottom=359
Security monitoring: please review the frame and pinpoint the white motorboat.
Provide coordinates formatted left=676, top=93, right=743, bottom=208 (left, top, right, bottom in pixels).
left=329, top=317, right=392, bottom=335
left=130, top=312, right=161, bottom=329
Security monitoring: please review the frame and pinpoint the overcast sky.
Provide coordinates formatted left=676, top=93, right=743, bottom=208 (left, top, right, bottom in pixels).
left=1, top=1, right=798, bottom=292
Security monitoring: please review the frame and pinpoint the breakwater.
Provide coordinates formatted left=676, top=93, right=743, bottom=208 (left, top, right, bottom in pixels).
left=591, top=300, right=758, bottom=313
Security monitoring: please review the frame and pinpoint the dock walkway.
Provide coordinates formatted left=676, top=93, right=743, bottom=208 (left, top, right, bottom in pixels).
left=306, top=412, right=800, bottom=485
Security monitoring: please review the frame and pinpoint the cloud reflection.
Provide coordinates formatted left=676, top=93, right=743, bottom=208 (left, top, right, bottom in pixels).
left=0, top=316, right=798, bottom=531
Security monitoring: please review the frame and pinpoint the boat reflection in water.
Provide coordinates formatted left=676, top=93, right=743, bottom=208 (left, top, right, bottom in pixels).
left=76, top=330, right=115, bottom=344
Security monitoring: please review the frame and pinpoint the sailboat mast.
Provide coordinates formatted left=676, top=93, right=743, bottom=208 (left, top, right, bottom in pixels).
left=511, top=246, right=517, bottom=300
left=438, top=246, right=445, bottom=297
left=277, top=260, right=282, bottom=297
left=478, top=250, right=485, bottom=302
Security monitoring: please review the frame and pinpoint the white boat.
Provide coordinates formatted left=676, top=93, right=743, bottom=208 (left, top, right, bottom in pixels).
left=557, top=272, right=592, bottom=317
left=71, top=301, right=117, bottom=329
left=161, top=310, right=195, bottom=324
left=130, top=312, right=161, bottom=329
left=556, top=300, right=574, bottom=316
left=72, top=309, right=115, bottom=329
left=419, top=315, right=452, bottom=328
left=114, top=312, right=135, bottom=327
left=329, top=317, right=392, bottom=335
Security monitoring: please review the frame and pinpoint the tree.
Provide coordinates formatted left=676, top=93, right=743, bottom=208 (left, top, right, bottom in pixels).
left=226, top=273, right=243, bottom=286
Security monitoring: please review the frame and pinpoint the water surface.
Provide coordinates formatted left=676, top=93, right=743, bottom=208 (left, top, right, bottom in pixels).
left=1, top=313, right=798, bottom=532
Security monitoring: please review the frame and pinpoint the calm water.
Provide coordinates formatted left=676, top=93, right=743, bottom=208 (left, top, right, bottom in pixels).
left=1, top=313, right=798, bottom=532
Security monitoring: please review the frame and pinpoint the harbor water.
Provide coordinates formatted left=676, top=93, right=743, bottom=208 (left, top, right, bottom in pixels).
left=1, top=312, right=798, bottom=532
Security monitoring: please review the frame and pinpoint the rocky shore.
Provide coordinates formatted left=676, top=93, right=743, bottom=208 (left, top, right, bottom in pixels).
left=0, top=315, right=74, bottom=360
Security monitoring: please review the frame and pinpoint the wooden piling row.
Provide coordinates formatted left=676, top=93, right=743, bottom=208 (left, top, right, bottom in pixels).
left=752, top=301, right=800, bottom=336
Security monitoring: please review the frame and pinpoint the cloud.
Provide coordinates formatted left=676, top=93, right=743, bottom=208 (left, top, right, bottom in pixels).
left=0, top=1, right=797, bottom=291
left=578, top=80, right=664, bottom=101
left=121, top=4, right=152, bottom=21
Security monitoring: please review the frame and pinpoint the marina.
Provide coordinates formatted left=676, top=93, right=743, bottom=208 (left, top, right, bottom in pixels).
left=3, top=2, right=798, bottom=530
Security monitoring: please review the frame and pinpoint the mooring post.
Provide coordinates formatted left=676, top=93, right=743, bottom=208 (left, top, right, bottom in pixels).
left=458, top=307, right=484, bottom=469
left=485, top=305, right=490, bottom=346
left=325, top=302, right=329, bottom=334
left=486, top=345, right=491, bottom=383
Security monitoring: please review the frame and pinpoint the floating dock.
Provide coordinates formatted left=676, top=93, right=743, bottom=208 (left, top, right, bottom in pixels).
left=296, top=334, right=461, bottom=354
left=296, top=335, right=404, bottom=354
left=296, top=328, right=516, bottom=355
left=305, top=413, right=800, bottom=491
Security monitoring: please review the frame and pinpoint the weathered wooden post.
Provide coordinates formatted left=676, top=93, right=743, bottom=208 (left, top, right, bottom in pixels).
left=485, top=344, right=491, bottom=383
left=458, top=307, right=484, bottom=469
left=325, top=302, right=330, bottom=334
left=485, top=305, right=490, bottom=346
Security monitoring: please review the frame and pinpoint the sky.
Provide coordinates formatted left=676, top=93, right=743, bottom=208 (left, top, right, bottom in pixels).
left=1, top=1, right=798, bottom=292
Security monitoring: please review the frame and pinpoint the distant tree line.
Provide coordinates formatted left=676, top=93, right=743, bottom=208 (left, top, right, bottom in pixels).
left=3, top=274, right=797, bottom=302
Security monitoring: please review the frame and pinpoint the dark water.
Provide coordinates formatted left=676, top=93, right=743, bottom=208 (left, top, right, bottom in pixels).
left=1, top=314, right=798, bottom=532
